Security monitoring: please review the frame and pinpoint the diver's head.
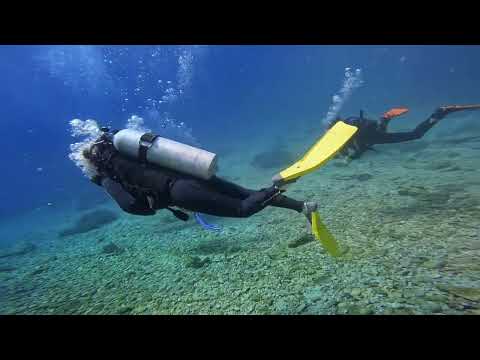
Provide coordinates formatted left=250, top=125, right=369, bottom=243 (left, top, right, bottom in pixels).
left=69, top=119, right=112, bottom=179
left=79, top=134, right=112, bottom=171
left=81, top=142, right=103, bottom=163
left=82, top=147, right=93, bottom=160
left=78, top=143, right=102, bottom=177
left=82, top=131, right=119, bottom=171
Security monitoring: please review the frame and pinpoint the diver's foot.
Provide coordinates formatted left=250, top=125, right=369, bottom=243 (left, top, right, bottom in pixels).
left=302, top=201, right=318, bottom=224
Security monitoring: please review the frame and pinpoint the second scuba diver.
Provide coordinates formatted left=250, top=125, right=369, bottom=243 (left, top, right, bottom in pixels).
left=328, top=104, right=480, bottom=160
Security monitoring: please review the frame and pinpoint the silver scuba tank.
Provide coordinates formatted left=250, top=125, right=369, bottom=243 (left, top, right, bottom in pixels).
left=113, top=129, right=218, bottom=180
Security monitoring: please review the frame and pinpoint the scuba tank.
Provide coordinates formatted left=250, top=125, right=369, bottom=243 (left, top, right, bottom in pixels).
left=112, top=129, right=218, bottom=180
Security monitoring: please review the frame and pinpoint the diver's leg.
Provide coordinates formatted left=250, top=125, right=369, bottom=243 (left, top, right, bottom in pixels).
left=268, top=193, right=319, bottom=225
left=374, top=128, right=428, bottom=145
left=169, top=179, right=282, bottom=218
left=375, top=105, right=480, bottom=145
left=269, top=194, right=304, bottom=212
left=208, top=176, right=311, bottom=213
left=206, top=176, right=256, bottom=199
left=374, top=114, right=441, bottom=145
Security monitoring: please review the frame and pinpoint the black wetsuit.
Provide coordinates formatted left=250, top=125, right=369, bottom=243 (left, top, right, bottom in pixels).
left=338, top=110, right=441, bottom=159
left=91, top=141, right=304, bottom=220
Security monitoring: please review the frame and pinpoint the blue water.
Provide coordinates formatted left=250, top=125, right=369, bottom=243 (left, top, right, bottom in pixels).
left=1, top=45, right=480, bottom=315
left=2, top=45, right=479, bottom=220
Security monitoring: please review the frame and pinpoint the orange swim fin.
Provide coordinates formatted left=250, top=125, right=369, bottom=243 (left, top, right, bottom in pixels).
left=382, top=107, right=409, bottom=120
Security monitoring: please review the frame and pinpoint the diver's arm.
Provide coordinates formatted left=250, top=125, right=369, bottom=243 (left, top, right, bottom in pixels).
left=91, top=174, right=104, bottom=186
left=100, top=177, right=155, bottom=216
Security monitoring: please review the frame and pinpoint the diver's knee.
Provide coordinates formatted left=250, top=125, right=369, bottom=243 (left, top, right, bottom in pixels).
left=412, top=132, right=424, bottom=140
left=238, top=202, right=263, bottom=218
left=237, top=206, right=255, bottom=218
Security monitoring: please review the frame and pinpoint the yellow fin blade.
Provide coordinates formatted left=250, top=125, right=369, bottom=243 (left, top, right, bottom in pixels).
left=311, top=211, right=341, bottom=257
left=273, top=121, right=358, bottom=184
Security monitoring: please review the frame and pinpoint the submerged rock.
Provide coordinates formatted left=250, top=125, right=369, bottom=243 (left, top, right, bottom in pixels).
left=288, top=234, right=314, bottom=248
left=334, top=173, right=373, bottom=182
left=417, top=191, right=451, bottom=205
left=102, top=242, right=124, bottom=255
left=443, top=166, right=462, bottom=172
left=59, top=209, right=119, bottom=237
left=350, top=288, right=362, bottom=297
left=395, top=140, right=430, bottom=153
left=421, top=259, right=446, bottom=270
left=434, top=183, right=466, bottom=194
left=0, top=266, right=17, bottom=273
left=424, top=160, right=454, bottom=170
left=356, top=173, right=373, bottom=182
left=30, top=264, right=49, bottom=276
left=446, top=287, right=480, bottom=302
left=185, top=255, right=210, bottom=269
left=422, top=302, right=443, bottom=314
left=116, top=306, right=134, bottom=315
left=434, top=135, right=480, bottom=146
left=251, top=149, right=297, bottom=170
left=397, top=186, right=427, bottom=197
left=74, top=191, right=110, bottom=212
left=397, top=185, right=454, bottom=209
left=0, top=242, right=37, bottom=259
left=446, top=151, right=461, bottom=158
left=332, top=161, right=349, bottom=168
left=193, top=239, right=243, bottom=255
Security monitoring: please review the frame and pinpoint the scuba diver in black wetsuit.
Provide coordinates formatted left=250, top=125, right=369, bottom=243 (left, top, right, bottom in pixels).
left=329, top=104, right=480, bottom=160
left=81, top=128, right=318, bottom=223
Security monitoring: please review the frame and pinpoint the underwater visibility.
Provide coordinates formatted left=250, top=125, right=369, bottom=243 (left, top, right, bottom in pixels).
left=1, top=45, right=480, bottom=315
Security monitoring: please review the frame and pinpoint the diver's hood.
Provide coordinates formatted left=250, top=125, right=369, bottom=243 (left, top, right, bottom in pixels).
left=87, top=132, right=118, bottom=168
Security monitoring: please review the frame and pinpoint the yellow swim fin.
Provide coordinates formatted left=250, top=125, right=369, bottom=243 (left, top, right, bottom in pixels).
left=311, top=211, right=341, bottom=257
left=272, top=121, right=358, bottom=186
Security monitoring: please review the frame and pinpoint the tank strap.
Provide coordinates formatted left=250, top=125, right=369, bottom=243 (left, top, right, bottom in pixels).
left=138, top=132, right=159, bottom=163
